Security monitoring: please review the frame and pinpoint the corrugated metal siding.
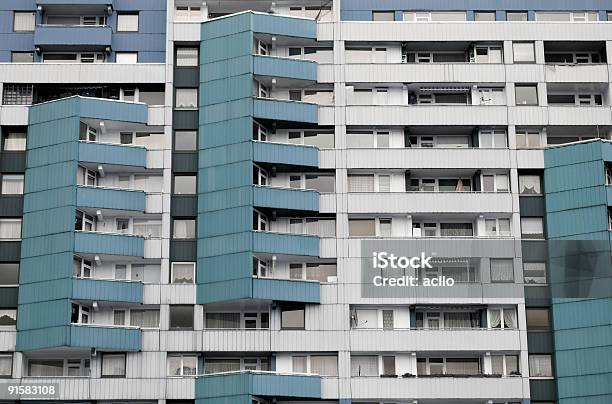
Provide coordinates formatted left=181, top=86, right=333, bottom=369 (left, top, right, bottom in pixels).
left=77, top=186, right=145, bottom=212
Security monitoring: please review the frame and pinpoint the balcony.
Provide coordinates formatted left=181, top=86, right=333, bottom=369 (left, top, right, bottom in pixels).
left=547, top=106, right=612, bottom=126
left=196, top=371, right=321, bottom=401
left=253, top=231, right=319, bottom=257
left=72, top=277, right=143, bottom=303
left=70, top=323, right=140, bottom=351
left=253, top=98, right=318, bottom=124
left=349, top=376, right=524, bottom=400
left=76, top=185, right=145, bottom=212
left=34, top=25, right=112, bottom=49
left=253, top=141, right=319, bottom=168
left=253, top=185, right=319, bottom=212
left=74, top=231, right=144, bottom=257
left=37, top=0, right=112, bottom=5
left=343, top=63, right=506, bottom=84
left=346, top=105, right=507, bottom=126
left=544, top=63, right=609, bottom=83
left=252, top=277, right=320, bottom=303
left=78, top=141, right=146, bottom=167
left=253, top=55, right=317, bottom=82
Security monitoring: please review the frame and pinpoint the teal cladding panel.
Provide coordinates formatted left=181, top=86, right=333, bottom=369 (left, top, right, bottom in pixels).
left=253, top=55, right=317, bottom=82
left=253, top=185, right=319, bottom=212
left=77, top=186, right=145, bottom=212
left=251, top=13, right=317, bottom=38
left=195, top=372, right=321, bottom=399
left=74, top=232, right=145, bottom=257
left=72, top=278, right=143, bottom=303
left=253, top=98, right=318, bottom=123
left=69, top=324, right=141, bottom=351
left=253, top=231, right=319, bottom=256
left=253, top=141, right=319, bottom=167
left=78, top=142, right=147, bottom=167
left=252, top=278, right=320, bottom=303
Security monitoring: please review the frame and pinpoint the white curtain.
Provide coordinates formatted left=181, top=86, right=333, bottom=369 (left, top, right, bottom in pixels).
left=503, top=308, right=517, bottom=329
left=134, top=220, right=162, bottom=238
left=176, top=48, right=198, bottom=67
left=205, top=313, right=240, bottom=329
left=292, top=356, right=307, bottom=373
left=351, top=355, right=378, bottom=376
left=378, top=175, right=391, bottom=192
left=444, top=312, right=472, bottom=328
left=310, top=355, right=338, bottom=376
left=0, top=220, right=21, bottom=239
left=130, top=310, right=160, bottom=328
left=205, top=359, right=240, bottom=374
left=317, top=219, right=336, bottom=237
left=0, top=356, right=12, bottom=376
left=489, top=309, right=501, bottom=328
left=348, top=175, right=375, bottom=192
left=102, top=354, right=125, bottom=376
left=346, top=132, right=374, bottom=147
left=1, top=175, right=24, bottom=194
left=446, top=358, right=480, bottom=375
left=529, top=355, right=552, bottom=377
left=491, top=259, right=514, bottom=282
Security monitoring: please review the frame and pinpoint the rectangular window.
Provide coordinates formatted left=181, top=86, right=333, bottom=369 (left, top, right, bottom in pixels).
left=382, top=310, right=394, bottom=329
left=0, top=219, right=22, bottom=240
left=173, top=175, right=197, bottom=194
left=167, top=354, right=197, bottom=376
left=130, top=310, right=160, bottom=328
left=0, top=263, right=19, bottom=286
left=351, top=355, right=378, bottom=376
left=513, top=42, right=535, bottom=63
left=348, top=219, right=376, bottom=237
left=516, top=130, right=542, bottom=148
left=169, top=305, right=194, bottom=330
left=13, top=12, right=35, bottom=32
left=175, top=89, right=198, bottom=109
left=310, top=355, right=338, bottom=376
left=348, top=174, right=375, bottom=192
left=0, top=309, right=16, bottom=326
left=527, top=308, right=550, bottom=331
left=2, top=132, right=26, bottom=151
left=292, top=356, right=307, bottom=373
left=1, top=174, right=24, bottom=195
left=524, top=262, right=547, bottom=284
left=2, top=85, right=33, bottom=105
left=281, top=303, right=305, bottom=329
left=173, top=219, right=196, bottom=239
left=176, top=48, right=199, bottom=67
left=171, top=262, right=196, bottom=284
left=521, top=217, right=544, bottom=239
left=507, top=12, right=528, bottom=21
left=490, top=259, right=514, bottom=282
left=206, top=312, right=240, bottom=328
left=475, top=11, right=496, bottom=21
left=519, top=175, right=541, bottom=194
left=382, top=356, right=396, bottom=375
left=174, top=131, right=197, bottom=151
left=0, top=354, right=12, bottom=377
left=28, top=360, right=63, bottom=376
left=529, top=354, right=553, bottom=377
left=488, top=307, right=517, bottom=329
left=117, top=14, right=139, bottom=32
left=372, top=11, right=395, bottom=21
left=515, top=84, right=538, bottom=105
left=11, top=52, right=33, bottom=63
left=378, top=175, right=391, bottom=192
left=115, top=52, right=138, bottom=63
left=102, top=354, right=126, bottom=377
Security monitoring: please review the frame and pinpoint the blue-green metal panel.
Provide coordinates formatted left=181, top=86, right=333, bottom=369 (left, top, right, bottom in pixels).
left=70, top=324, right=141, bottom=351
left=197, top=278, right=254, bottom=304
left=77, top=186, right=145, bottom=212
left=34, top=26, right=112, bottom=47
left=201, top=74, right=253, bottom=106
left=253, top=185, right=319, bottom=212
left=72, top=278, right=143, bottom=303
left=38, top=0, right=111, bottom=4
left=16, top=326, right=71, bottom=351
left=253, top=98, right=318, bottom=123
left=196, top=372, right=321, bottom=399
left=606, top=186, right=612, bottom=206
left=253, top=231, right=319, bottom=256
left=253, top=141, right=319, bottom=167
left=253, top=278, right=320, bottom=303
left=253, top=55, right=317, bottom=82
left=78, top=142, right=147, bottom=167
left=74, top=232, right=144, bottom=257
left=251, top=13, right=317, bottom=38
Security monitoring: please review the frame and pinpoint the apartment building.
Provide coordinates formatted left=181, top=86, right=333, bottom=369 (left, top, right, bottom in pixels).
left=0, top=0, right=611, bottom=404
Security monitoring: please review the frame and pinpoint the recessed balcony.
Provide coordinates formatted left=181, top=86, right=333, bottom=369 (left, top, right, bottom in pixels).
left=253, top=55, right=317, bottom=82
left=253, top=231, right=319, bottom=257
left=74, top=231, right=144, bottom=257
left=78, top=141, right=146, bottom=168
left=253, top=141, right=319, bottom=168
left=72, top=277, right=143, bottom=303
left=69, top=323, right=140, bottom=351
left=253, top=98, right=318, bottom=124
left=253, top=185, right=319, bottom=212
left=76, top=185, right=145, bottom=212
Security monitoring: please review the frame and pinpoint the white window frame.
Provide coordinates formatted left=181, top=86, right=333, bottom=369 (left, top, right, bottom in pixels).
left=0, top=219, right=22, bottom=240
left=171, top=262, right=196, bottom=284
left=73, top=256, right=93, bottom=278
left=474, top=45, right=503, bottom=64
left=485, top=218, right=512, bottom=237
left=528, top=354, right=553, bottom=378
left=487, top=307, right=517, bottom=329
left=101, top=353, right=126, bottom=377
left=115, top=52, right=138, bottom=64
left=167, top=354, right=198, bottom=376
left=175, top=5, right=203, bottom=21
left=516, top=129, right=543, bottom=148
left=1, top=174, right=24, bottom=195
left=481, top=173, right=509, bottom=192
left=0, top=353, right=13, bottom=377
left=491, top=354, right=520, bottom=376
left=13, top=12, right=35, bottom=32
left=117, top=13, right=139, bottom=32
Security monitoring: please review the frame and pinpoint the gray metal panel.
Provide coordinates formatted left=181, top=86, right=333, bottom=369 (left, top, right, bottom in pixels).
left=527, top=331, right=554, bottom=353
left=173, top=111, right=199, bottom=130
left=521, top=240, right=548, bottom=261
left=0, top=152, right=26, bottom=172
left=0, top=241, right=20, bottom=261
left=0, top=196, right=23, bottom=217
left=519, top=196, right=545, bottom=216
left=172, top=152, right=198, bottom=173
left=0, top=286, right=18, bottom=308
left=174, top=68, right=200, bottom=88
left=170, top=240, right=197, bottom=261
left=529, top=379, right=557, bottom=401
left=171, top=195, right=197, bottom=217
left=524, top=285, right=551, bottom=306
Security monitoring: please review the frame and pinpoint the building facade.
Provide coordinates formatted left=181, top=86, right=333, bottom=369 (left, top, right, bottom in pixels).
left=0, top=0, right=611, bottom=404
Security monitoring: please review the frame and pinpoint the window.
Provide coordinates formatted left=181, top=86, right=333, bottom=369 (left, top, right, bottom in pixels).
left=175, top=131, right=197, bottom=151
left=173, top=219, right=196, bottom=239
left=526, top=308, right=551, bottom=331
left=372, top=11, right=395, bottom=21
left=3, top=84, right=33, bottom=106
left=130, top=309, right=160, bottom=328
left=175, top=5, right=202, bottom=21
left=310, top=355, right=338, bottom=376
left=292, top=356, right=307, bottom=373
left=529, top=354, right=553, bottom=377
left=2, top=132, right=26, bottom=151
left=116, top=218, right=129, bottom=234
left=117, top=13, right=139, bottom=32
left=536, top=11, right=598, bottom=22
left=519, top=175, right=542, bottom=194
left=485, top=218, right=511, bottom=236
left=513, top=42, right=535, bottom=63
left=507, top=12, right=528, bottom=21
left=488, top=307, right=517, bottom=329
left=0, top=354, right=12, bottom=377
left=169, top=305, right=194, bottom=330
left=515, top=84, right=538, bottom=105
left=116, top=52, right=138, bottom=63
left=0, top=219, right=21, bottom=240
left=482, top=174, right=509, bottom=192
left=382, top=310, right=394, bottom=329
left=175, top=89, right=198, bottom=109
left=0, top=310, right=16, bottom=326
left=521, top=218, right=544, bottom=239
left=348, top=219, right=376, bottom=237
left=379, top=218, right=392, bottom=237
left=479, top=129, right=507, bottom=148
left=1, top=175, right=24, bottom=195
left=491, top=354, right=519, bottom=376
left=524, top=262, right=547, bottom=284
left=403, top=11, right=466, bottom=21
left=382, top=356, right=396, bottom=375
left=173, top=175, right=197, bottom=194
left=167, top=354, right=197, bottom=376
left=281, top=303, right=305, bottom=329
left=348, top=174, right=374, bottom=192
left=351, top=355, right=378, bottom=376
left=475, top=46, right=503, bottom=64
left=475, top=11, right=496, bottom=21
left=28, top=360, right=63, bottom=376
left=11, top=52, right=33, bottom=63
left=171, top=262, right=195, bottom=284
left=113, top=310, right=126, bottom=326
left=490, top=259, right=514, bottom=282
left=516, top=130, right=542, bottom=148
left=13, top=12, right=35, bottom=31
left=102, top=353, right=126, bottom=377
left=0, top=263, right=19, bottom=286
left=176, top=48, right=199, bottom=67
